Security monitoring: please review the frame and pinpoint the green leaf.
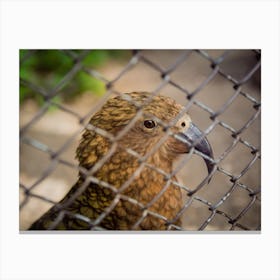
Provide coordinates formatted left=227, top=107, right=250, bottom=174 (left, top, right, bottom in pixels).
left=77, top=72, right=105, bottom=95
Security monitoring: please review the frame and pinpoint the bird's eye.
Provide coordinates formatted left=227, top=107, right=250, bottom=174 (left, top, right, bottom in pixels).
left=181, top=122, right=186, bottom=127
left=144, top=120, right=156, bottom=129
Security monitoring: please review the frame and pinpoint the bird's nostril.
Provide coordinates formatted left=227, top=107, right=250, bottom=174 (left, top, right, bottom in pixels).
left=181, top=122, right=186, bottom=127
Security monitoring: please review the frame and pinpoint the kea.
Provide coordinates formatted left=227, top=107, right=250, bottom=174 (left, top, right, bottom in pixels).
left=29, top=92, right=214, bottom=230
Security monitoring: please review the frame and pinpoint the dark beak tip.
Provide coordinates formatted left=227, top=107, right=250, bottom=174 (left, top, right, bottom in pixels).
left=196, top=139, right=215, bottom=182
left=206, top=160, right=215, bottom=183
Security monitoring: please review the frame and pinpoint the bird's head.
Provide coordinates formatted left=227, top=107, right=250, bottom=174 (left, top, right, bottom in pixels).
left=78, top=92, right=214, bottom=178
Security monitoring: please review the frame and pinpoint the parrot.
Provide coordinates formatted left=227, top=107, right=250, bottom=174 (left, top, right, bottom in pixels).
left=29, top=92, right=214, bottom=230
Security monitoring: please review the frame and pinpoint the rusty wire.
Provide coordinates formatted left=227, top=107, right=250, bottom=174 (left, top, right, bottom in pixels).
left=20, top=49, right=261, bottom=231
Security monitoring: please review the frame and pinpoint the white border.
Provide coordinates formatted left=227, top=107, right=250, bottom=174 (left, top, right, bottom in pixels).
left=1, top=1, right=280, bottom=279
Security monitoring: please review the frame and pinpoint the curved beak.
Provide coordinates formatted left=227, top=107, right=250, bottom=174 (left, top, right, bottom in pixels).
left=179, top=123, right=214, bottom=180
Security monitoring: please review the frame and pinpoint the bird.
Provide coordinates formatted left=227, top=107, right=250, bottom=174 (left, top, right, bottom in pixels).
left=29, top=92, right=214, bottom=230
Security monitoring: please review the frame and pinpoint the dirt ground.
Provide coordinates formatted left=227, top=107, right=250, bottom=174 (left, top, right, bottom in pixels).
left=20, top=50, right=261, bottom=230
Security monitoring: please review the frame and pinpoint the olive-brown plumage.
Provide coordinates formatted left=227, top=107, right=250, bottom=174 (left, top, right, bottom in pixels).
left=29, top=92, right=213, bottom=230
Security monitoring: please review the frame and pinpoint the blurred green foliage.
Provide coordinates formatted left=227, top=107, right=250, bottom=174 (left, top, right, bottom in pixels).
left=20, top=50, right=130, bottom=106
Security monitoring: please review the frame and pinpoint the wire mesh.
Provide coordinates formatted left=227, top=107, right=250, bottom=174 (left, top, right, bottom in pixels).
left=20, top=49, right=261, bottom=231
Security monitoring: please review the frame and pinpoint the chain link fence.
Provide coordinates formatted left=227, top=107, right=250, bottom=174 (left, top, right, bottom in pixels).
left=20, top=49, right=261, bottom=231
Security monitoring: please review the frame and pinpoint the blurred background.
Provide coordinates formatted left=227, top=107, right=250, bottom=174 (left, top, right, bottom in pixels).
left=20, top=50, right=261, bottom=231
